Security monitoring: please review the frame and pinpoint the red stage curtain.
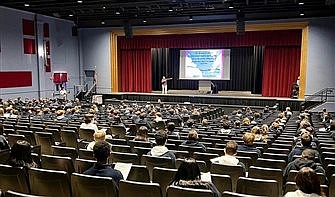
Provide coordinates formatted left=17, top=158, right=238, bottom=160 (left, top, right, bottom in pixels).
left=262, top=46, right=301, bottom=97
left=120, top=49, right=152, bottom=92
left=118, top=30, right=301, bottom=49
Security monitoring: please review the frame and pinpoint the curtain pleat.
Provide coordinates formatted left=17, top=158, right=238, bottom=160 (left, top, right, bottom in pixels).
left=262, top=46, right=301, bottom=97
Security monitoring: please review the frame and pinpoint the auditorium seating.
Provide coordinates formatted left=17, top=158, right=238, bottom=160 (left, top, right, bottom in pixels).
left=211, top=163, right=245, bottom=192
left=236, top=177, right=279, bottom=197
left=0, top=164, right=30, bottom=193
left=166, top=186, right=213, bottom=197
left=152, top=167, right=177, bottom=197
left=119, top=180, right=162, bottom=197
left=127, top=164, right=151, bottom=183
left=211, top=174, right=232, bottom=194
left=5, top=191, right=44, bottom=197
left=71, top=173, right=118, bottom=197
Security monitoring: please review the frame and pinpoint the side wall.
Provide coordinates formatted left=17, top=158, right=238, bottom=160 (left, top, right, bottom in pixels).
left=0, top=6, right=80, bottom=100
left=79, top=28, right=111, bottom=94
left=306, top=17, right=335, bottom=95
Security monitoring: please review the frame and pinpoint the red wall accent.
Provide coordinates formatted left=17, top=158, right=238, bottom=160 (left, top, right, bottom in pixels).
left=22, top=19, right=35, bottom=36
left=23, top=38, right=36, bottom=54
left=0, top=71, right=32, bottom=88
left=43, top=23, right=49, bottom=37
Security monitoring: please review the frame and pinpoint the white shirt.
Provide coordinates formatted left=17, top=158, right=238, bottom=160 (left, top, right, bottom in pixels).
left=80, top=122, right=98, bottom=132
left=210, top=155, right=240, bottom=166
left=285, top=190, right=321, bottom=197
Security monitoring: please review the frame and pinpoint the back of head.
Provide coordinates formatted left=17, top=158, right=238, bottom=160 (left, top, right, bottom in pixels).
left=9, top=140, right=32, bottom=166
left=243, top=132, right=255, bottom=145
left=93, top=141, right=111, bottom=162
left=187, top=129, right=198, bottom=141
left=301, top=148, right=315, bottom=161
left=94, top=130, right=106, bottom=142
left=225, top=140, right=238, bottom=156
left=251, top=126, right=261, bottom=135
left=155, top=130, right=168, bottom=146
left=222, top=121, right=230, bottom=129
left=136, top=126, right=149, bottom=141
left=301, top=133, right=312, bottom=147
left=295, top=167, right=322, bottom=195
left=173, top=158, right=201, bottom=182
left=167, top=122, right=175, bottom=132
left=84, top=114, right=93, bottom=124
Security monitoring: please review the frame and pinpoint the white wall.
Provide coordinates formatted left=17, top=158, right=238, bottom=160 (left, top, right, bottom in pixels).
left=0, top=6, right=80, bottom=100
left=305, top=17, right=335, bottom=95
left=79, top=28, right=112, bottom=94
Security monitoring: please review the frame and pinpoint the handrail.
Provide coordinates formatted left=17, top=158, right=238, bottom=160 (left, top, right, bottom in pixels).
left=301, top=87, right=335, bottom=109
left=84, top=82, right=97, bottom=97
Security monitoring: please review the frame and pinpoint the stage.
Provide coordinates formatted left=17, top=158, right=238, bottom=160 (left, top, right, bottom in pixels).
left=102, top=90, right=304, bottom=111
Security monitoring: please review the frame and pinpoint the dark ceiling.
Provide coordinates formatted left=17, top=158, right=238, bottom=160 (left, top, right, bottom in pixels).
left=1, top=0, right=335, bottom=28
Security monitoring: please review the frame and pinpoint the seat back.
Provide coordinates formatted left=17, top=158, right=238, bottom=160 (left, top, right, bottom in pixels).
left=152, top=167, right=177, bottom=197
left=110, top=152, right=140, bottom=165
left=141, top=155, right=175, bottom=180
left=210, top=164, right=244, bottom=192
left=176, top=158, right=206, bottom=172
left=236, top=177, right=279, bottom=197
left=255, top=158, right=286, bottom=170
left=5, top=191, right=44, bottom=197
left=78, top=149, right=94, bottom=160
left=0, top=149, right=10, bottom=164
left=78, top=128, right=95, bottom=141
left=287, top=170, right=326, bottom=184
left=211, top=174, right=232, bottom=194
left=74, top=158, right=95, bottom=173
left=0, top=164, right=30, bottom=193
left=284, top=182, right=329, bottom=196
left=111, top=125, right=126, bottom=139
left=248, top=166, right=283, bottom=195
left=6, top=134, right=27, bottom=147
left=329, top=174, right=335, bottom=197
left=71, top=173, right=118, bottom=197
left=119, top=180, right=162, bottom=197
left=28, top=168, right=71, bottom=197
left=127, top=164, right=150, bottom=183
left=16, top=130, right=36, bottom=145
left=41, top=155, right=75, bottom=174
left=52, top=146, right=78, bottom=161
left=193, top=152, right=219, bottom=172
left=166, top=185, right=214, bottom=197
left=34, top=132, right=54, bottom=155
left=60, top=130, right=79, bottom=149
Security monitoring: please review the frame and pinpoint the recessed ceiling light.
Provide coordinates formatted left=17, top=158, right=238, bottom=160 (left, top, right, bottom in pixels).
left=168, top=7, right=173, bottom=12
left=229, top=6, right=234, bottom=9
left=77, top=0, right=83, bottom=3
left=115, top=11, right=120, bottom=15
left=69, top=14, right=73, bottom=17
left=103, top=6, right=106, bottom=9
left=101, top=21, right=105, bottom=25
left=300, top=13, right=305, bottom=16
left=24, top=3, right=30, bottom=7
left=299, top=2, right=304, bottom=5
left=142, top=19, right=147, bottom=23
left=189, top=16, right=193, bottom=21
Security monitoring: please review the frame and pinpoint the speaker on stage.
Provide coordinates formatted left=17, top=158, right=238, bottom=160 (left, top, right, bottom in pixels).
left=236, top=13, right=245, bottom=35
left=123, top=22, right=133, bottom=39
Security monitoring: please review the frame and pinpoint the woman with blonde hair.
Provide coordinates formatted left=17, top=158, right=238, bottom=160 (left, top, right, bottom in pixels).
left=86, top=130, right=111, bottom=151
left=242, top=117, right=251, bottom=126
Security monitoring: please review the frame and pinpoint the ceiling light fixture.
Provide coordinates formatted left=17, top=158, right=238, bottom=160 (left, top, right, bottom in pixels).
left=103, top=6, right=106, bottom=9
left=24, top=3, right=30, bottom=7
left=101, top=21, right=105, bottom=25
left=300, top=12, right=305, bottom=16
left=142, top=19, right=147, bottom=23
left=228, top=3, right=234, bottom=9
left=168, top=7, right=173, bottom=12
left=77, top=0, right=83, bottom=3
left=69, top=14, right=73, bottom=17
left=189, top=16, right=193, bottom=21
left=299, top=2, right=304, bottom=5
left=115, top=11, right=120, bottom=15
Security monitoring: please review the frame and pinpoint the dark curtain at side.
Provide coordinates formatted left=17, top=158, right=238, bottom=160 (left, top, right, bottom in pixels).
left=151, top=48, right=169, bottom=91
left=120, top=49, right=152, bottom=92
left=262, top=46, right=301, bottom=97
left=251, top=46, right=265, bottom=94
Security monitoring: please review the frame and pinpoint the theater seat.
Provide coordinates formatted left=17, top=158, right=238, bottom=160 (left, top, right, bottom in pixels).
left=71, top=173, right=118, bottom=197
left=166, top=185, right=213, bottom=197
left=141, top=155, right=175, bottom=180
left=28, top=168, right=71, bottom=197
left=210, top=164, right=245, bottom=192
left=236, top=177, right=279, bottom=197
left=152, top=167, right=177, bottom=197
left=0, top=149, right=10, bottom=164
left=5, top=191, right=44, bottom=197
left=52, top=146, right=78, bottom=161
left=176, top=159, right=206, bottom=172
left=78, top=128, right=95, bottom=141
left=119, top=180, right=162, bottom=197
left=74, top=158, right=95, bottom=173
left=111, top=125, right=127, bottom=139
left=41, top=155, right=75, bottom=174
left=0, top=164, right=30, bottom=193
left=248, top=166, right=283, bottom=195
left=127, top=164, right=150, bottom=183
left=211, top=174, right=232, bottom=194
left=110, top=152, right=140, bottom=164
left=34, top=132, right=55, bottom=155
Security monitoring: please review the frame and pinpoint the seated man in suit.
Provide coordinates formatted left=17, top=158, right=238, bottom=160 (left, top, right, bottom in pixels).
left=237, top=132, right=261, bottom=157
left=84, top=141, right=123, bottom=185
left=147, top=130, right=176, bottom=164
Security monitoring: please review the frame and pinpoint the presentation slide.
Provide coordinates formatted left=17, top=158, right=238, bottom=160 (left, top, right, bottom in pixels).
left=179, top=49, right=231, bottom=80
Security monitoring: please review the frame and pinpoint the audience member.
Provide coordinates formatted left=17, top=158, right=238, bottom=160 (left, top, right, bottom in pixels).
left=134, top=126, right=149, bottom=142
left=7, top=140, right=38, bottom=168
left=284, top=167, right=325, bottom=197
left=237, top=132, right=261, bottom=157
left=84, top=141, right=123, bottom=185
left=284, top=149, right=325, bottom=183
left=211, top=140, right=246, bottom=173
left=169, top=158, right=221, bottom=197
left=80, top=114, right=98, bottom=132
left=147, top=130, right=176, bottom=164
left=86, top=130, right=111, bottom=151
left=181, top=129, right=206, bottom=152
left=288, top=133, right=318, bottom=162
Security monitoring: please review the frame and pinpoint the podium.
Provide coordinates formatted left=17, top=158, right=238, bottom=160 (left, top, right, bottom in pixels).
left=198, top=81, right=211, bottom=93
